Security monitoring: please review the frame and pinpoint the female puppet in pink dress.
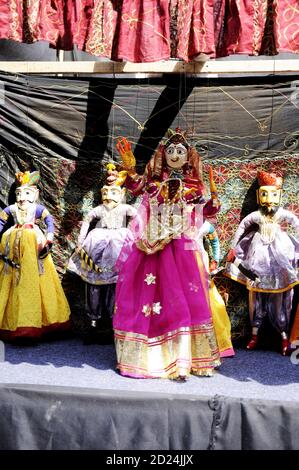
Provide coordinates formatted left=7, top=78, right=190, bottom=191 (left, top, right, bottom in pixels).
left=113, top=129, right=221, bottom=380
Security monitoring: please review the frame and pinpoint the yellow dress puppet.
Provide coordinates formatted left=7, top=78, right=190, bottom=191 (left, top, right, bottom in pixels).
left=196, top=220, right=234, bottom=357
left=0, top=171, right=70, bottom=341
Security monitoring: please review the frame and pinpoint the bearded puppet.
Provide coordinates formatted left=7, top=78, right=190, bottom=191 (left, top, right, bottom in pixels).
left=67, top=164, right=137, bottom=343
left=0, top=170, right=70, bottom=341
left=226, top=171, right=299, bottom=355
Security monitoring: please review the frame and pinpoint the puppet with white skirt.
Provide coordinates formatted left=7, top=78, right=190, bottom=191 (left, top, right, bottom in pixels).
left=226, top=171, right=299, bottom=355
left=67, top=164, right=137, bottom=343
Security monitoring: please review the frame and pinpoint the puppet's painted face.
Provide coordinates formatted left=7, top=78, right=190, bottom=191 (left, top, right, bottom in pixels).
left=165, top=143, right=188, bottom=169
left=257, top=185, right=281, bottom=212
left=101, top=185, right=124, bottom=209
left=15, top=186, right=39, bottom=210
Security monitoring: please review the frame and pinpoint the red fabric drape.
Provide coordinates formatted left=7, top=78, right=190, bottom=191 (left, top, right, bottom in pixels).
left=175, top=0, right=216, bottom=61
left=113, top=0, right=170, bottom=62
left=217, top=0, right=299, bottom=57
left=80, top=0, right=118, bottom=59
left=216, top=1, right=269, bottom=57
left=273, top=0, right=299, bottom=55
left=0, top=0, right=60, bottom=45
left=0, top=0, right=298, bottom=62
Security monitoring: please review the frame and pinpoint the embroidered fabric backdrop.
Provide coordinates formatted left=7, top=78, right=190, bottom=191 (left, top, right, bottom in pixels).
left=0, top=1, right=298, bottom=62
left=0, top=72, right=298, bottom=339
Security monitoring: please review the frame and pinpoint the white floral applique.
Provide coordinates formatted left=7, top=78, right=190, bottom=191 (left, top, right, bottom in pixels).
left=152, top=302, right=162, bottom=315
left=142, top=304, right=152, bottom=317
left=142, top=302, right=162, bottom=317
left=144, top=273, right=156, bottom=285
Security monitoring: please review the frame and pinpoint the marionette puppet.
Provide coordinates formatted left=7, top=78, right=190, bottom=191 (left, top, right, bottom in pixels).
left=196, top=220, right=234, bottom=358
left=113, top=129, right=222, bottom=380
left=0, top=171, right=70, bottom=341
left=67, top=164, right=137, bottom=344
left=226, top=171, right=299, bottom=355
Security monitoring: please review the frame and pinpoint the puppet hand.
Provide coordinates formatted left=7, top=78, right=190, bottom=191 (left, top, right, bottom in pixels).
left=238, top=264, right=259, bottom=282
left=227, top=249, right=236, bottom=262
left=116, top=138, right=136, bottom=170
left=209, top=260, right=218, bottom=273
left=39, top=241, right=53, bottom=259
left=75, top=244, right=82, bottom=254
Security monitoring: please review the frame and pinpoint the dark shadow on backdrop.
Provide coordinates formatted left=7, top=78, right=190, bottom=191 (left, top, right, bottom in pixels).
left=60, top=79, right=117, bottom=238
left=134, top=75, right=195, bottom=172
left=60, top=80, right=117, bottom=331
left=240, top=178, right=259, bottom=220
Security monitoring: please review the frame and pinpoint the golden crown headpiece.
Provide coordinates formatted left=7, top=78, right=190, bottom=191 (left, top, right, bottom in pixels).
left=15, top=170, right=40, bottom=187
left=164, top=128, right=190, bottom=148
left=104, top=163, right=127, bottom=187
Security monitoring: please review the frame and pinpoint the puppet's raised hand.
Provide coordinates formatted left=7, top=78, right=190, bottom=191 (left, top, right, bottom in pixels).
left=116, top=138, right=136, bottom=171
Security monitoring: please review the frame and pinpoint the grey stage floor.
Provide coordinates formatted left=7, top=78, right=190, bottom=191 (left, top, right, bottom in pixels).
left=0, top=338, right=298, bottom=402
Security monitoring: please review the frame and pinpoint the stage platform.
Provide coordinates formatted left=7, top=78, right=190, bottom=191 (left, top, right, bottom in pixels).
left=0, top=338, right=298, bottom=450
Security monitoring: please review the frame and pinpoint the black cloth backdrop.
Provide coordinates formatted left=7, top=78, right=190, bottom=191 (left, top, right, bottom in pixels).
left=0, top=72, right=298, bottom=340
left=1, top=73, right=299, bottom=165
left=0, top=384, right=299, bottom=450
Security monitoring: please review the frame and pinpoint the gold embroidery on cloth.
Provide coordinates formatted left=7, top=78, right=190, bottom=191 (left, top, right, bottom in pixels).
left=41, top=209, right=49, bottom=221
left=122, top=7, right=170, bottom=45
left=0, top=211, right=9, bottom=222
left=137, top=179, right=192, bottom=254
left=9, top=0, right=21, bottom=41
left=114, top=323, right=220, bottom=378
left=85, top=0, right=114, bottom=57
left=23, top=0, right=40, bottom=42
left=252, top=0, right=264, bottom=55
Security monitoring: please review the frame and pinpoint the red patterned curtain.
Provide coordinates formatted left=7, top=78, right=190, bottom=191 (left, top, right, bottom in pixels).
left=216, top=0, right=299, bottom=57
left=272, top=0, right=299, bottom=54
left=175, top=0, right=216, bottom=61
left=0, top=0, right=60, bottom=45
left=0, top=0, right=298, bottom=62
left=216, top=1, right=269, bottom=57
left=112, top=0, right=170, bottom=62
